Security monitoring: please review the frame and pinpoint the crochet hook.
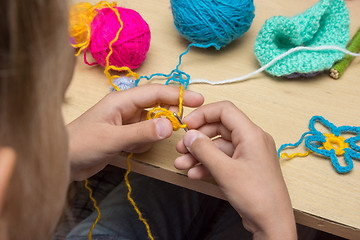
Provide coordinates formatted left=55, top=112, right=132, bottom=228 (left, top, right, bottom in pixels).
left=173, top=112, right=188, bottom=132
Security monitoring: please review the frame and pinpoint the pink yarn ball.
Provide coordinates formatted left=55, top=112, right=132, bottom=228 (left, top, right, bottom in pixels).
left=88, top=7, right=151, bottom=69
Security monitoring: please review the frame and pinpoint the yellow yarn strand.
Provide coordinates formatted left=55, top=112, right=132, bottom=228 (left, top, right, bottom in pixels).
left=124, top=153, right=155, bottom=240
left=122, top=86, right=186, bottom=239
left=280, top=150, right=313, bottom=159
left=178, top=85, right=184, bottom=117
left=102, top=5, right=139, bottom=91
left=84, top=179, right=101, bottom=240
left=146, top=86, right=187, bottom=131
left=85, top=85, right=184, bottom=239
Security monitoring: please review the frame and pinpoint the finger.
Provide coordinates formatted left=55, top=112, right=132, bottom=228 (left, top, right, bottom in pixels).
left=126, top=143, right=152, bottom=154
left=196, top=122, right=232, bottom=141
left=183, top=101, right=258, bottom=145
left=174, top=153, right=199, bottom=170
left=159, top=104, right=181, bottom=116
left=113, top=118, right=173, bottom=151
left=182, top=130, right=230, bottom=180
left=187, top=165, right=212, bottom=180
left=213, top=138, right=234, bottom=157
left=176, top=122, right=231, bottom=154
left=176, top=138, right=188, bottom=154
left=176, top=135, right=234, bottom=156
left=114, top=84, right=204, bottom=110
left=159, top=103, right=170, bottom=110
left=169, top=105, right=179, bottom=115
left=140, top=109, right=149, bottom=121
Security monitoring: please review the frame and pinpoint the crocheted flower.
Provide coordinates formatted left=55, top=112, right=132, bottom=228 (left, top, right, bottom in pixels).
left=278, top=116, right=360, bottom=173
left=254, top=0, right=350, bottom=77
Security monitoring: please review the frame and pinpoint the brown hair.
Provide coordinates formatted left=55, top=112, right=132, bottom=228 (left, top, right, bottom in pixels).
left=0, top=0, right=75, bottom=239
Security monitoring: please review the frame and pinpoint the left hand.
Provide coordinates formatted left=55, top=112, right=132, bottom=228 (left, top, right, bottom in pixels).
left=174, top=102, right=296, bottom=239
left=67, top=84, right=204, bottom=181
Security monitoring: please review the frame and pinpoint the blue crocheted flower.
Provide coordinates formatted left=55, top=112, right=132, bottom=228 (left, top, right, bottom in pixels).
left=254, top=0, right=350, bottom=77
left=278, top=116, right=360, bottom=173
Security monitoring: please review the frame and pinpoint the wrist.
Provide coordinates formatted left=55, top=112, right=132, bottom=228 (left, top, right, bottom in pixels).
left=253, top=215, right=297, bottom=240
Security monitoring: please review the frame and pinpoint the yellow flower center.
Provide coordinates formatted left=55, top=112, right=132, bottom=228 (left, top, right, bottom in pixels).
left=322, top=133, right=349, bottom=156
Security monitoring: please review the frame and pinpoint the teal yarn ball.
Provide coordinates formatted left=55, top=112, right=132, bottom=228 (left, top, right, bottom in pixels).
left=170, top=0, right=255, bottom=48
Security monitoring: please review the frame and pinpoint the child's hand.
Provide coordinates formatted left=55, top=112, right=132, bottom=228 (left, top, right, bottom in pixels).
left=67, top=84, right=203, bottom=181
left=175, top=101, right=296, bottom=240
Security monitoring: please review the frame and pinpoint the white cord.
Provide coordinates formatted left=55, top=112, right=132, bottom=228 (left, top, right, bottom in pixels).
left=189, top=46, right=360, bottom=86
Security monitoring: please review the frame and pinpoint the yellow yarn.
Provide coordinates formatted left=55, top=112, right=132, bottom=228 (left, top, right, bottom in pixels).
left=281, top=133, right=349, bottom=160
left=124, top=153, right=155, bottom=240
left=178, top=85, right=184, bottom=117
left=85, top=85, right=186, bottom=239
left=85, top=155, right=156, bottom=240
left=119, top=86, right=187, bottom=239
left=322, top=133, right=349, bottom=156
left=84, top=179, right=101, bottom=240
left=101, top=4, right=140, bottom=91
left=280, top=150, right=312, bottom=159
left=69, top=1, right=117, bottom=56
left=146, top=86, right=188, bottom=131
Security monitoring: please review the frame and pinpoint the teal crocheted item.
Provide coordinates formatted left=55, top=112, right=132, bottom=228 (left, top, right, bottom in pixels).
left=254, top=0, right=350, bottom=77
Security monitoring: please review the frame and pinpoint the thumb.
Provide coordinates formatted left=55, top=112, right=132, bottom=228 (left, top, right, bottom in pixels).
left=183, top=130, right=230, bottom=178
left=117, top=118, right=173, bottom=150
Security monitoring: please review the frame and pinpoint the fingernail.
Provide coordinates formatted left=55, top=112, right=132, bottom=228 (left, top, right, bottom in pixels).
left=155, top=119, right=171, bottom=139
left=183, top=130, right=198, bottom=149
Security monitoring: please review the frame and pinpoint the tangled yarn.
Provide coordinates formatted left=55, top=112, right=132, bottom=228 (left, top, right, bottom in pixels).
left=170, top=0, right=255, bottom=48
left=254, top=0, right=350, bottom=77
left=69, top=1, right=116, bottom=55
left=89, top=6, right=151, bottom=69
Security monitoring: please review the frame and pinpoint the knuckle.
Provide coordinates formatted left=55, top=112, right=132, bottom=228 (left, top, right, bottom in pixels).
left=219, top=100, right=236, bottom=108
left=265, top=132, right=276, bottom=147
left=219, top=100, right=242, bottom=114
left=256, top=128, right=275, bottom=146
left=247, top=126, right=267, bottom=143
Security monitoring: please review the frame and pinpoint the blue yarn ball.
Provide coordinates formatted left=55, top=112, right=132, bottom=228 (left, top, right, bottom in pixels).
left=170, top=0, right=255, bottom=48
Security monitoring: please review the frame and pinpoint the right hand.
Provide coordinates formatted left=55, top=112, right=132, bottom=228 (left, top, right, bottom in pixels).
left=175, top=101, right=296, bottom=240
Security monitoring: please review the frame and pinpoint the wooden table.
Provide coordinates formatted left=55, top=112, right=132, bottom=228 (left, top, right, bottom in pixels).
left=64, top=0, right=360, bottom=238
